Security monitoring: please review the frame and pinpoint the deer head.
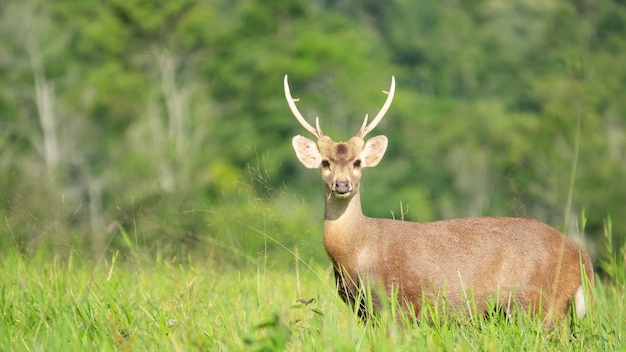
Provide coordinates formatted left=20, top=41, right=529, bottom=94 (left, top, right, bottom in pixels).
left=285, top=75, right=394, bottom=200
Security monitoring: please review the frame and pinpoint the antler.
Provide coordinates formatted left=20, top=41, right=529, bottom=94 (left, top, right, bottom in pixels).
left=357, top=76, right=395, bottom=138
left=284, top=75, right=324, bottom=139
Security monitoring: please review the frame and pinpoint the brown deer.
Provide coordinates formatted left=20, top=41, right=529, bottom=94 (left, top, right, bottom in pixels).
left=284, top=75, right=594, bottom=326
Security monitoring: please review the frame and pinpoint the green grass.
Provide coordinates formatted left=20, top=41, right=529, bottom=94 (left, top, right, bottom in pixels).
left=0, top=242, right=624, bottom=351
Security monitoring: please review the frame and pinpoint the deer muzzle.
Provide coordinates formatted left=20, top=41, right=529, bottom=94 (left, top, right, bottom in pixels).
left=334, top=180, right=351, bottom=195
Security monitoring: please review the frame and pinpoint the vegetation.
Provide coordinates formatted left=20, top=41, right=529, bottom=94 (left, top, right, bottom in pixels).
left=1, top=0, right=625, bottom=261
left=0, top=0, right=625, bottom=349
left=0, top=224, right=624, bottom=351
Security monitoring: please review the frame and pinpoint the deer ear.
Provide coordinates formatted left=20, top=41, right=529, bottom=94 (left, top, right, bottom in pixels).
left=361, top=135, right=388, bottom=167
left=292, top=135, right=322, bottom=169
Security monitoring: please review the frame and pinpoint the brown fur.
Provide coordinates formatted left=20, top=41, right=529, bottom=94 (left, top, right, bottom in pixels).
left=293, top=134, right=593, bottom=326
left=287, top=77, right=594, bottom=326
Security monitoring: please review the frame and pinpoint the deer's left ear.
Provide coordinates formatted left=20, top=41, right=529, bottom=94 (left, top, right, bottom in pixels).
left=361, top=135, right=388, bottom=167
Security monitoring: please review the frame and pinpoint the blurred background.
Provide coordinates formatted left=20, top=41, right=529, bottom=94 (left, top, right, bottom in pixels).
left=0, top=0, right=624, bottom=269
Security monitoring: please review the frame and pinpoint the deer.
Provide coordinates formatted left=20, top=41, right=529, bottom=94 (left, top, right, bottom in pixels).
left=284, top=74, right=594, bottom=326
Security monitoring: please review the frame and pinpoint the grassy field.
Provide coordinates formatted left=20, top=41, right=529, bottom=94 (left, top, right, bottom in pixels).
left=1, top=240, right=624, bottom=352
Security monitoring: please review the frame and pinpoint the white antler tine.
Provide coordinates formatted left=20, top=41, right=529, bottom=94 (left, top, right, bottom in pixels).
left=358, top=114, right=369, bottom=137
left=315, top=117, right=324, bottom=138
left=357, top=76, right=395, bottom=138
left=284, top=75, right=323, bottom=139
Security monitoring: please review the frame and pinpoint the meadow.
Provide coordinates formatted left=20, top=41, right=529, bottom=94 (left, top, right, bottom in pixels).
left=2, top=1, right=626, bottom=350
left=1, top=224, right=624, bottom=352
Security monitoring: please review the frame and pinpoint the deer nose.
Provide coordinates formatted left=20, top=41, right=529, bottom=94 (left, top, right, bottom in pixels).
left=335, top=180, right=350, bottom=194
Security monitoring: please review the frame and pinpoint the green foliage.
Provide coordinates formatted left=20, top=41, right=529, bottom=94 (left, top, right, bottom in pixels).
left=1, top=0, right=625, bottom=345
left=599, top=217, right=626, bottom=284
left=0, top=238, right=624, bottom=351
left=0, top=0, right=624, bottom=268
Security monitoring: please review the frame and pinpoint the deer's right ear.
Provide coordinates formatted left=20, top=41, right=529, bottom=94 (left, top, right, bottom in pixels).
left=292, top=135, right=322, bottom=169
left=362, top=135, right=388, bottom=167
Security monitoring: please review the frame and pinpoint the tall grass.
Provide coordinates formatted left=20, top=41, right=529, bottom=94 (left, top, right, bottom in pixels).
left=0, top=217, right=624, bottom=351
left=1, top=162, right=624, bottom=350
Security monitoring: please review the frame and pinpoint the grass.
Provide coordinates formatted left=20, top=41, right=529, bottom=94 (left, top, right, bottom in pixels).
left=0, top=236, right=624, bottom=352
left=1, top=191, right=623, bottom=351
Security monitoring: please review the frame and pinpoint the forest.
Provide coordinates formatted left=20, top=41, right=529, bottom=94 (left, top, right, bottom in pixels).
left=0, top=0, right=625, bottom=270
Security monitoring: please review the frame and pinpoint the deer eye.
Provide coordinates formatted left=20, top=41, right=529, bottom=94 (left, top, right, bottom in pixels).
left=353, top=160, right=362, bottom=168
left=321, top=160, right=330, bottom=168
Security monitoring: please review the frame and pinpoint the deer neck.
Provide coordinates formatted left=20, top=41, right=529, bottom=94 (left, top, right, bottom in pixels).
left=324, top=189, right=363, bottom=222
left=323, top=189, right=365, bottom=263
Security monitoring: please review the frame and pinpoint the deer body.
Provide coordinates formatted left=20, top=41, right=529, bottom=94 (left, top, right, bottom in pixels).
left=285, top=75, right=594, bottom=325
